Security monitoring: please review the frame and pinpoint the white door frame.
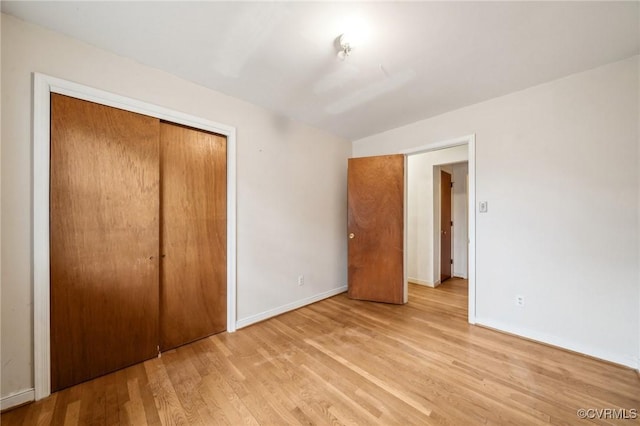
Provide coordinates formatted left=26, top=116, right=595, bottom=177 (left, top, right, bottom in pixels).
left=401, top=134, right=476, bottom=324
left=32, top=73, right=237, bottom=400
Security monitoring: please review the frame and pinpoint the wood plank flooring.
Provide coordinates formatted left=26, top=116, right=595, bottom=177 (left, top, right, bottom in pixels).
left=3, top=279, right=639, bottom=425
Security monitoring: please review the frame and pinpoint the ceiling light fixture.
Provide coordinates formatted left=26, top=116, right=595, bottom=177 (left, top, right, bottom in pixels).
left=338, top=33, right=354, bottom=58
left=335, top=16, right=371, bottom=60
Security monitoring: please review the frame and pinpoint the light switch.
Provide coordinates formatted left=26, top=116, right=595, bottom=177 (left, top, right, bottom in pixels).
left=479, top=201, right=488, bottom=213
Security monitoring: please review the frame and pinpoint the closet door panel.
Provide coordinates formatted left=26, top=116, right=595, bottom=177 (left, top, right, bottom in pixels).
left=160, top=122, right=227, bottom=351
left=50, top=94, right=160, bottom=391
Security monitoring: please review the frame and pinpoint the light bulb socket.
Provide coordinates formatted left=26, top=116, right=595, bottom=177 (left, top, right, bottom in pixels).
left=339, top=34, right=353, bottom=57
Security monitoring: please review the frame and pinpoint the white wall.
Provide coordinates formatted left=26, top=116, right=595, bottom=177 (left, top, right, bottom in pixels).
left=0, top=14, right=350, bottom=403
left=354, top=56, right=640, bottom=368
left=407, top=146, right=467, bottom=286
left=452, top=163, right=469, bottom=279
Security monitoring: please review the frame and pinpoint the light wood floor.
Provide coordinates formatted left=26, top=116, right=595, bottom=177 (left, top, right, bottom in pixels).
left=3, top=279, right=639, bottom=425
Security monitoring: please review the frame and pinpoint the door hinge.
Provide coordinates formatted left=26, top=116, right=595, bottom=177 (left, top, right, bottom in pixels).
left=450, top=182, right=454, bottom=188
left=450, top=259, right=453, bottom=264
left=451, top=221, right=453, bottom=226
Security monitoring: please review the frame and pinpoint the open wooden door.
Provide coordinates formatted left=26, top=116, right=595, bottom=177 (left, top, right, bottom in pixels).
left=347, top=155, right=405, bottom=304
left=440, top=170, right=452, bottom=282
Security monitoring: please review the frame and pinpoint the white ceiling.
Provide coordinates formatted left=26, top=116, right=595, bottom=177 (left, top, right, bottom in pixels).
left=3, top=1, right=639, bottom=140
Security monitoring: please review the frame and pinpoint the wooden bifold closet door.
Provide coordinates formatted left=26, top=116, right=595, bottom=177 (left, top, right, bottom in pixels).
left=50, top=94, right=160, bottom=392
left=160, top=122, right=227, bottom=351
left=50, top=94, right=227, bottom=392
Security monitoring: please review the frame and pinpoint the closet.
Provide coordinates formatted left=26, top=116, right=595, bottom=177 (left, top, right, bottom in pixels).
left=50, top=94, right=227, bottom=392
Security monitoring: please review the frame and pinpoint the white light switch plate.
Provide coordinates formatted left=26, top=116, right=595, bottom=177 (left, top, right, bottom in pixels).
left=479, top=201, right=488, bottom=213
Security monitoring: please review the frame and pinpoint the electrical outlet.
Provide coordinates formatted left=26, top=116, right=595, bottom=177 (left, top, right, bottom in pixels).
left=298, top=275, right=304, bottom=286
left=516, top=295, right=525, bottom=307
left=479, top=201, right=488, bottom=213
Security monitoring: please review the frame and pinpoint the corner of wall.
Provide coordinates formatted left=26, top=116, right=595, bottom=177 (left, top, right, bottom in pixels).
left=408, top=278, right=436, bottom=287
left=236, top=286, right=348, bottom=329
left=1, top=389, right=35, bottom=412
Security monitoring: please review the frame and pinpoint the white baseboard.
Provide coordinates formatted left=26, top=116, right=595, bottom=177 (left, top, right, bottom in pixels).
left=408, top=277, right=435, bottom=287
left=475, top=317, right=638, bottom=370
left=1, top=388, right=35, bottom=411
left=453, top=271, right=468, bottom=279
left=236, top=286, right=348, bottom=329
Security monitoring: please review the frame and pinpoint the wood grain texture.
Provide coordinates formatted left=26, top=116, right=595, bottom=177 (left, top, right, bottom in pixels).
left=50, top=94, right=160, bottom=392
left=5, top=279, right=638, bottom=425
left=440, top=170, right=452, bottom=282
left=348, top=155, right=405, bottom=304
left=160, top=122, right=227, bottom=351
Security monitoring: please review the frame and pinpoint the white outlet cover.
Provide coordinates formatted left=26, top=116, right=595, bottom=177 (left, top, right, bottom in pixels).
left=479, top=201, right=488, bottom=213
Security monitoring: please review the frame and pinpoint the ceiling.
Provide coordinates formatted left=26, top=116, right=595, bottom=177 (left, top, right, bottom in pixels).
left=3, top=1, right=639, bottom=140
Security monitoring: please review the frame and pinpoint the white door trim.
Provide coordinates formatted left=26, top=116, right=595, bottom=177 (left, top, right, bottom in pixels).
left=401, top=134, right=476, bottom=324
left=32, top=73, right=238, bottom=400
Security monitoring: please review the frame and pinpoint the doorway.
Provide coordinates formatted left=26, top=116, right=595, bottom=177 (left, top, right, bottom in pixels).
left=347, top=135, right=476, bottom=321
left=402, top=135, right=476, bottom=322
left=406, top=145, right=469, bottom=288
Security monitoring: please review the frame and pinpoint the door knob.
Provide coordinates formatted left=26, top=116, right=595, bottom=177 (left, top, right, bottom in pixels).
left=349, top=233, right=355, bottom=239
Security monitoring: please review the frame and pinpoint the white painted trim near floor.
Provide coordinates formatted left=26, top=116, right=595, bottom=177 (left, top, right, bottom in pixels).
left=476, top=317, right=639, bottom=370
left=32, top=73, right=238, bottom=401
left=407, top=277, right=434, bottom=287
left=1, top=389, right=35, bottom=411
left=236, top=286, right=348, bottom=329
left=402, top=134, right=476, bottom=324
